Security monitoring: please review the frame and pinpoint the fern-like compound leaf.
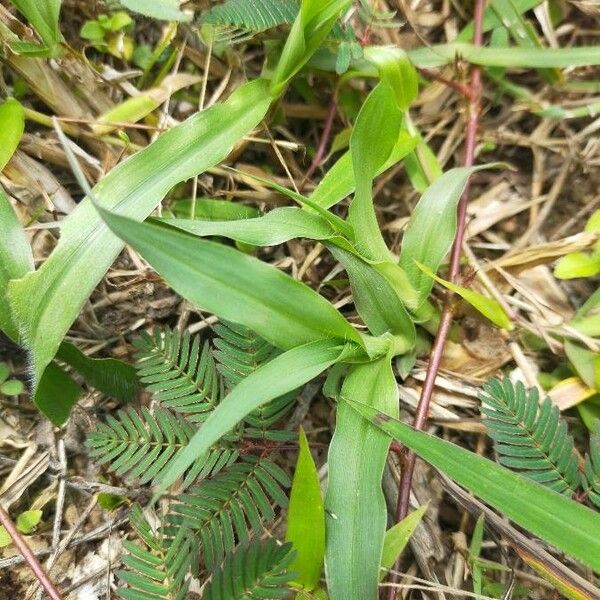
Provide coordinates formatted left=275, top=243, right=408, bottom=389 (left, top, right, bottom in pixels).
left=134, top=327, right=222, bottom=423
left=87, top=406, right=237, bottom=487
left=117, top=504, right=196, bottom=600
left=213, top=321, right=296, bottom=441
left=479, top=378, right=581, bottom=495
left=584, top=421, right=600, bottom=509
left=200, top=0, right=355, bottom=46
left=170, top=456, right=290, bottom=568
left=203, top=537, right=296, bottom=600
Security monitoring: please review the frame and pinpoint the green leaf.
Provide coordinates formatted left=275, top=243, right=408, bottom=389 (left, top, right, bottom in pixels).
left=170, top=197, right=259, bottom=220
left=34, top=362, right=83, bottom=426
left=565, top=340, right=600, bottom=390
left=349, top=400, right=600, bottom=572
left=348, top=83, right=401, bottom=261
left=399, top=165, right=499, bottom=308
left=468, top=514, right=485, bottom=595
left=1, top=379, right=24, bottom=396
left=325, top=355, right=398, bottom=600
left=16, top=510, right=42, bottom=534
left=155, top=339, right=346, bottom=496
left=329, top=245, right=416, bottom=343
left=119, top=0, right=191, bottom=21
left=0, top=188, right=34, bottom=341
left=271, top=0, right=352, bottom=95
left=363, top=46, right=418, bottom=111
left=0, top=98, right=25, bottom=172
left=309, top=131, right=417, bottom=210
left=286, top=428, right=325, bottom=590
left=0, top=527, right=11, bottom=547
left=56, top=342, right=140, bottom=402
left=407, top=42, right=600, bottom=69
left=161, top=207, right=336, bottom=246
left=415, top=261, right=512, bottom=330
left=10, top=0, right=61, bottom=51
left=554, top=252, right=600, bottom=279
left=404, top=138, right=443, bottom=193
left=8, top=78, right=272, bottom=388
left=95, top=207, right=364, bottom=352
left=380, top=505, right=426, bottom=580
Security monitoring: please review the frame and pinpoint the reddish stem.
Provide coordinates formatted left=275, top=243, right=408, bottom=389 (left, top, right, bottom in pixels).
left=386, top=1, right=485, bottom=596
left=299, top=96, right=337, bottom=192
left=0, top=505, right=63, bottom=600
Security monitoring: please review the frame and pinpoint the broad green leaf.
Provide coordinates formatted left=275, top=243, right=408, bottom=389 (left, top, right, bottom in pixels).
left=170, top=198, right=259, bottom=220
left=363, top=46, right=418, bottom=111
left=399, top=165, right=497, bottom=308
left=92, top=73, right=200, bottom=135
left=380, top=505, right=426, bottom=580
left=0, top=363, right=9, bottom=384
left=570, top=288, right=600, bottom=338
left=56, top=342, right=140, bottom=402
left=161, top=207, right=336, bottom=246
left=16, top=510, right=42, bottom=534
left=95, top=207, right=364, bottom=352
left=8, top=78, right=272, bottom=388
left=349, top=400, right=600, bottom=572
left=34, top=362, right=83, bottom=426
left=415, top=261, right=512, bottom=330
left=325, top=355, right=398, bottom=600
left=10, top=0, right=61, bottom=50
left=0, top=188, right=33, bottom=341
left=1, top=379, right=24, bottom=396
left=309, top=131, right=417, bottom=209
left=0, top=527, right=10, bottom=547
left=407, top=43, right=600, bottom=69
left=565, top=340, right=600, bottom=391
left=119, top=0, right=191, bottom=21
left=348, top=83, right=401, bottom=261
left=554, top=252, right=600, bottom=279
left=156, top=339, right=346, bottom=495
left=286, top=428, right=325, bottom=590
left=329, top=245, right=415, bottom=343
left=0, top=98, right=25, bottom=172
left=271, top=0, right=352, bottom=95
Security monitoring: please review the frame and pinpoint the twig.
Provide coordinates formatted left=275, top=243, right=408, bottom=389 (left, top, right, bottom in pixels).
left=387, top=1, right=486, bottom=596
left=0, top=505, right=63, bottom=600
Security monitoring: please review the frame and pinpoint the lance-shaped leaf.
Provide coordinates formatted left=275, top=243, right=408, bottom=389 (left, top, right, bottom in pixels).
left=8, top=78, right=272, bottom=388
left=325, top=355, right=398, bottom=600
left=0, top=98, right=25, bottom=172
left=160, top=206, right=336, bottom=246
left=415, top=261, right=512, bottom=330
left=309, top=131, right=416, bottom=210
left=349, top=401, right=600, bottom=573
left=329, top=244, right=415, bottom=343
left=399, top=164, right=500, bottom=308
left=0, top=188, right=33, bottom=341
left=348, top=82, right=401, bottom=262
left=286, top=428, right=325, bottom=590
left=156, top=339, right=346, bottom=495
left=271, top=0, right=352, bottom=95
left=10, top=0, right=62, bottom=51
left=95, top=207, right=363, bottom=352
left=407, top=43, right=600, bottom=69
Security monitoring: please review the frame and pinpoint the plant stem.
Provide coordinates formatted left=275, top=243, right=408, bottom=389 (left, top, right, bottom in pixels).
left=299, top=96, right=338, bottom=191
left=387, top=0, right=485, bottom=596
left=0, top=505, right=64, bottom=600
